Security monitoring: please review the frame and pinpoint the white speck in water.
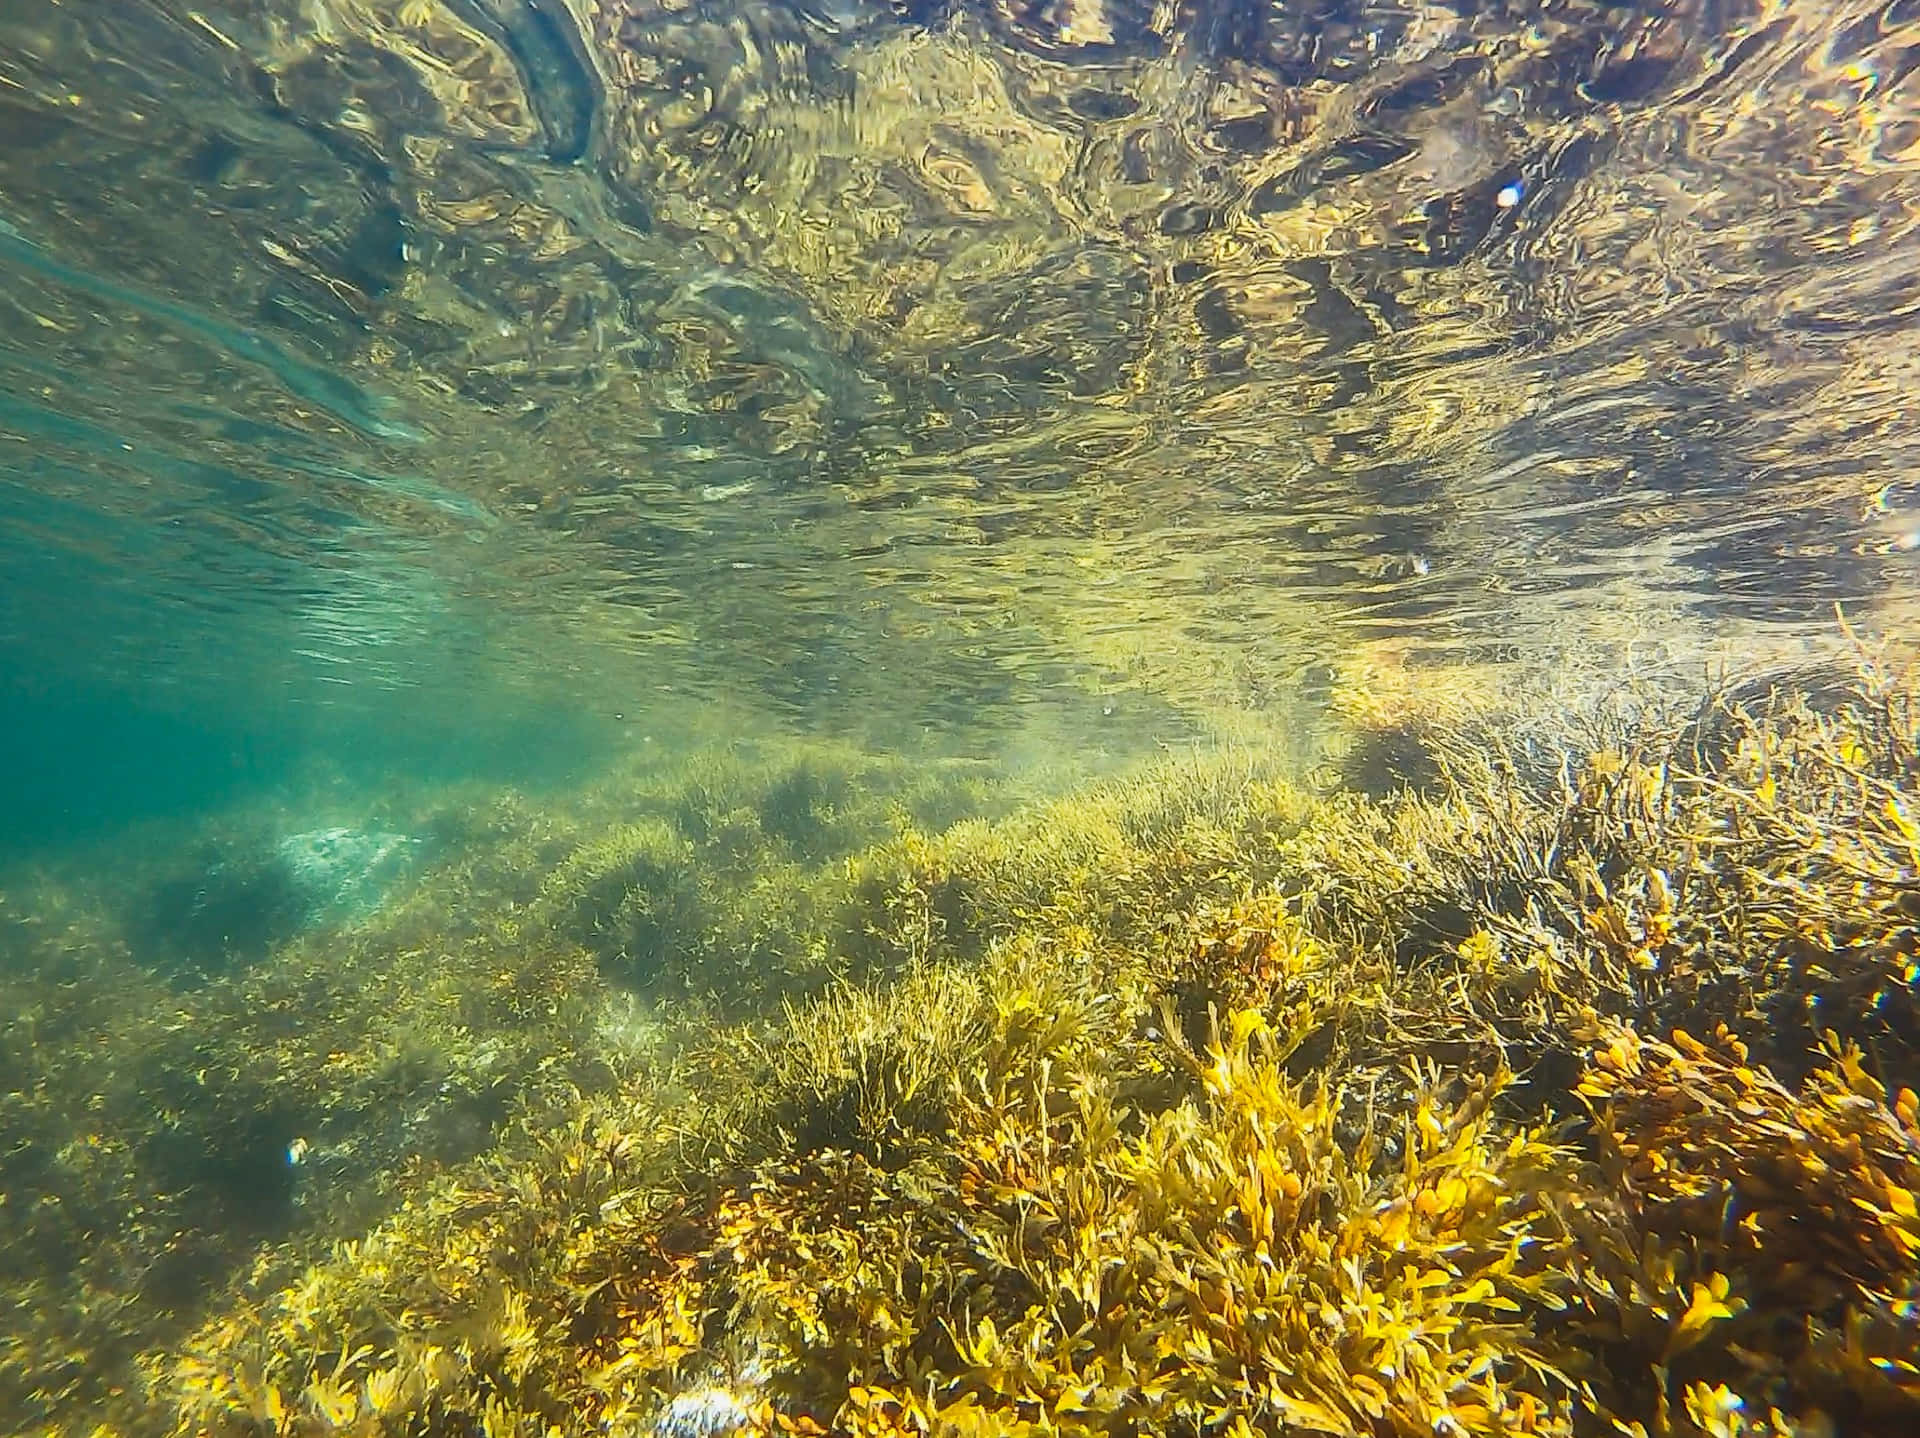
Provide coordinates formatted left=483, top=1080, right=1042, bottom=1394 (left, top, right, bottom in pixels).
left=1496, top=181, right=1524, bottom=209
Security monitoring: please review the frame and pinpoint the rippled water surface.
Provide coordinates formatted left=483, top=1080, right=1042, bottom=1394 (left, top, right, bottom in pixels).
left=6, top=0, right=1917, bottom=761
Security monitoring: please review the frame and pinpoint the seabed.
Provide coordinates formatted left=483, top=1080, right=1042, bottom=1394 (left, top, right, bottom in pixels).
left=2, top=648, right=1916, bottom=1438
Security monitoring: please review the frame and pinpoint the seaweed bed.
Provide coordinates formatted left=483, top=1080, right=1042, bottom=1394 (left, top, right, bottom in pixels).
left=3, top=653, right=1918, bottom=1438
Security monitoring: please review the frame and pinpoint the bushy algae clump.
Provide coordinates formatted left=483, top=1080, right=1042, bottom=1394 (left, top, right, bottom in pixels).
left=0, top=737, right=1014, bottom=1431
left=132, top=654, right=1920, bottom=1438
left=3, top=654, right=1916, bottom=1436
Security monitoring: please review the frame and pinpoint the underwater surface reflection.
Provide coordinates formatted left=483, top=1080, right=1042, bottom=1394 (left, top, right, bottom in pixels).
left=3, top=1, right=1920, bottom=1434
left=1, top=0, right=1915, bottom=737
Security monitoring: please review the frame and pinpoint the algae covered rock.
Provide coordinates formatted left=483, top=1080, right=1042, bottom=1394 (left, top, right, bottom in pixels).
left=0, top=654, right=1903, bottom=1438
left=275, top=827, right=420, bottom=923
left=134, top=825, right=418, bottom=972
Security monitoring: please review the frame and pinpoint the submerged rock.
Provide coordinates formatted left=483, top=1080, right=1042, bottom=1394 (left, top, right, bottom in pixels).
left=134, top=825, right=417, bottom=973
left=272, top=826, right=417, bottom=925
left=653, top=1387, right=756, bottom=1438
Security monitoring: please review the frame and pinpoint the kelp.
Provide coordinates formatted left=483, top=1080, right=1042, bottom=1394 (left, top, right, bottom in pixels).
left=0, top=736, right=1012, bottom=1429
left=1571, top=1023, right=1920, bottom=1432
left=163, top=982, right=1591, bottom=1438
left=5, top=654, right=1920, bottom=1436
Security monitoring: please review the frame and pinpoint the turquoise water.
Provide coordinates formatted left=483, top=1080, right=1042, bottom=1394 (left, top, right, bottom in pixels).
left=4, top=1, right=1920, bottom=1432
left=3, top=0, right=1913, bottom=782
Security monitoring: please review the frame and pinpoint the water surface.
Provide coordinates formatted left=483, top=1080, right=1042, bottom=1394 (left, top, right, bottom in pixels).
left=3, top=0, right=1914, bottom=770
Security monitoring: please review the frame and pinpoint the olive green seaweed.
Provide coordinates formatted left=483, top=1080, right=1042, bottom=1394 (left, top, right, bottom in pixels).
left=3, top=656, right=1918, bottom=1438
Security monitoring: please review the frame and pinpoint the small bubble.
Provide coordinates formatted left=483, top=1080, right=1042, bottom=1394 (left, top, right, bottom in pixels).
left=1496, top=181, right=1524, bottom=209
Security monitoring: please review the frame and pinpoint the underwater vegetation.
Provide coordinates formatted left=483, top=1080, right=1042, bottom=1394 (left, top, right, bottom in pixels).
left=3, top=652, right=1918, bottom=1436
left=112, top=649, right=1918, bottom=1438
left=0, top=736, right=1012, bottom=1431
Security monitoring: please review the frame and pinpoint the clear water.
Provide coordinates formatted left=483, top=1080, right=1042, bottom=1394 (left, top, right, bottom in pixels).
left=6, top=0, right=1914, bottom=785
left=3, top=0, right=1919, bottom=1429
